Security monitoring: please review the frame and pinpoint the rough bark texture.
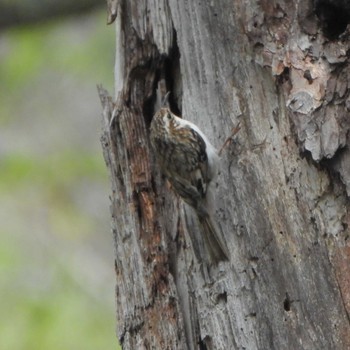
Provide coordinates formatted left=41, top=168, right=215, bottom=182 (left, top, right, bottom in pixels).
left=99, top=0, right=350, bottom=349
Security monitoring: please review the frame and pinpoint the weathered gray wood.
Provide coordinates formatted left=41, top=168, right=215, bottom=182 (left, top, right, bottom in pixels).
left=100, top=0, right=350, bottom=349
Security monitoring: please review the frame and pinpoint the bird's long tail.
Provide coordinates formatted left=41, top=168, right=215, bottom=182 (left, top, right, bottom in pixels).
left=198, top=213, right=230, bottom=264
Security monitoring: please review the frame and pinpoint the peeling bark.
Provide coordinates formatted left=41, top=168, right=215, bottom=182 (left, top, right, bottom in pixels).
left=100, top=0, right=350, bottom=349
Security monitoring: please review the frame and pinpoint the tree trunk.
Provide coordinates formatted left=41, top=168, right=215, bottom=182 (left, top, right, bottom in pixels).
left=99, top=0, right=350, bottom=349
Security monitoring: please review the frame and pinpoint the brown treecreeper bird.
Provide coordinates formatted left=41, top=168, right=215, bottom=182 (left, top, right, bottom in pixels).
left=150, top=95, right=229, bottom=264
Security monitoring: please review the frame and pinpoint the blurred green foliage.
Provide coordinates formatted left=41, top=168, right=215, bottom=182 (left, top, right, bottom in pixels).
left=0, top=8, right=120, bottom=350
left=1, top=267, right=116, bottom=350
left=0, top=10, right=115, bottom=125
left=0, top=152, right=105, bottom=190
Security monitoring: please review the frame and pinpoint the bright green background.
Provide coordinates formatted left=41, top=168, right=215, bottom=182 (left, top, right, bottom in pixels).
left=0, top=8, right=120, bottom=349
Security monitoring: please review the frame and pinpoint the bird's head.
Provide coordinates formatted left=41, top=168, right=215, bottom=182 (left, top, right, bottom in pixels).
left=152, top=107, right=175, bottom=132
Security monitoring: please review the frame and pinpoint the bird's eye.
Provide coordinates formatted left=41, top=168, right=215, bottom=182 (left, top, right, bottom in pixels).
left=167, top=113, right=172, bottom=120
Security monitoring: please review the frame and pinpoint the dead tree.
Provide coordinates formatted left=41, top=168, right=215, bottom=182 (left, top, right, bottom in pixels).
left=99, top=0, right=350, bottom=348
